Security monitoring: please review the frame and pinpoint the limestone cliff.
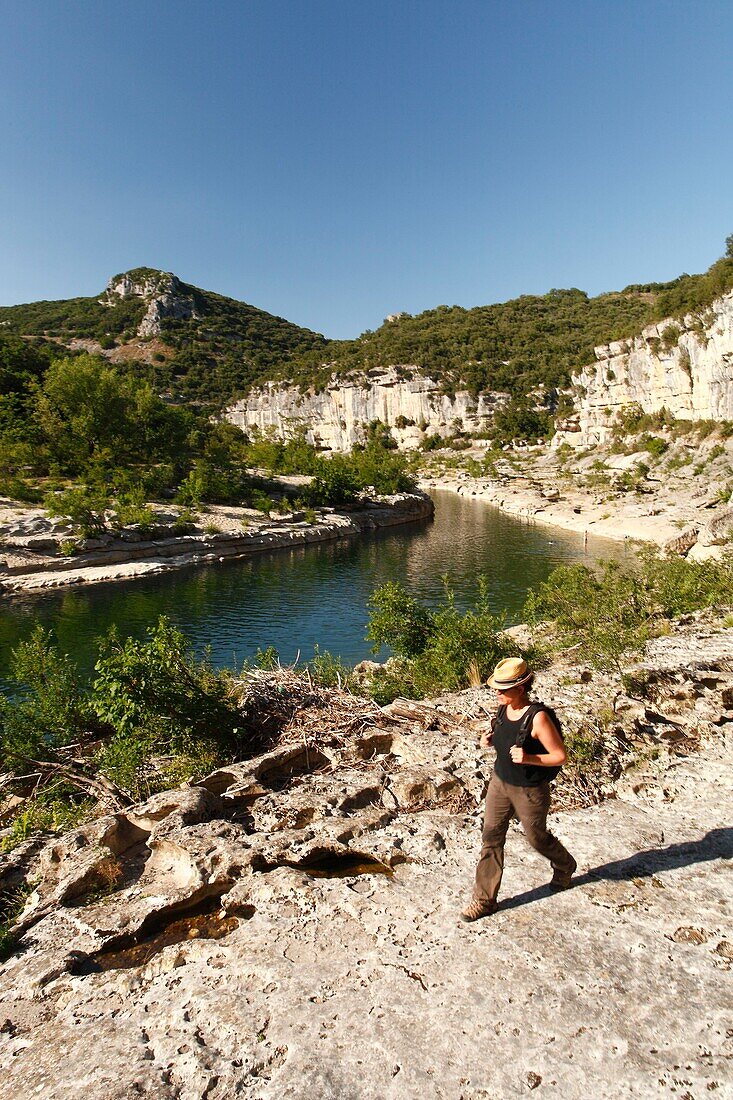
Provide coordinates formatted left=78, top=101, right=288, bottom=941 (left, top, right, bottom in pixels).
left=226, top=293, right=733, bottom=453
left=562, top=290, right=733, bottom=444
left=226, top=368, right=508, bottom=451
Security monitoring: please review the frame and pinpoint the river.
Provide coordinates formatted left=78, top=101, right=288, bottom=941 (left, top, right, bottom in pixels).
left=0, top=491, right=627, bottom=690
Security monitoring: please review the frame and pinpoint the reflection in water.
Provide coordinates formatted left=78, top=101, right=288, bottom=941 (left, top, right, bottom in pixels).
left=0, top=491, right=626, bottom=689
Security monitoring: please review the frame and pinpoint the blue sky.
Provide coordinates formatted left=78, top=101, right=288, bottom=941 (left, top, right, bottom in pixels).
left=2, top=0, right=732, bottom=337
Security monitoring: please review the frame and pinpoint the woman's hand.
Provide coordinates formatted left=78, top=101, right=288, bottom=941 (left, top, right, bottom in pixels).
left=509, top=712, right=568, bottom=768
left=479, top=728, right=493, bottom=750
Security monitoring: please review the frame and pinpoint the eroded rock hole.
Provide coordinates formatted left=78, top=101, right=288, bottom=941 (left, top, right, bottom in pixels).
left=69, top=894, right=253, bottom=974
left=287, top=850, right=395, bottom=878
left=257, top=747, right=331, bottom=791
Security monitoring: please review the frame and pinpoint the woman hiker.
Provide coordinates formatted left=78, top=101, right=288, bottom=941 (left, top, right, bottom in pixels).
left=461, top=657, right=577, bottom=922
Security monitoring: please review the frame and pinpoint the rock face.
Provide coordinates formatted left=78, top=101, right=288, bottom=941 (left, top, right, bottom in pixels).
left=559, top=291, right=733, bottom=445
left=1, top=625, right=732, bottom=1098
left=226, top=368, right=508, bottom=451
left=101, top=270, right=198, bottom=338
left=228, top=293, right=733, bottom=452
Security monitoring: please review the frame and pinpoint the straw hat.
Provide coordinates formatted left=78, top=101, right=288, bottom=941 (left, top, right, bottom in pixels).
left=487, top=657, right=532, bottom=690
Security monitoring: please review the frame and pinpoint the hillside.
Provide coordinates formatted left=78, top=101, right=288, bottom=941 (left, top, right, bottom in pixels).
left=1, top=250, right=732, bottom=406
left=0, top=269, right=327, bottom=404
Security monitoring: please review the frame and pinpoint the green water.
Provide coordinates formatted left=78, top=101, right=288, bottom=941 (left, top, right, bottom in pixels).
left=0, top=491, right=626, bottom=690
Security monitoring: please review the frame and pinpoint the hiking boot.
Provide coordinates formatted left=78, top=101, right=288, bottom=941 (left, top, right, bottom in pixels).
left=549, top=858, right=577, bottom=892
left=460, top=898, right=497, bottom=922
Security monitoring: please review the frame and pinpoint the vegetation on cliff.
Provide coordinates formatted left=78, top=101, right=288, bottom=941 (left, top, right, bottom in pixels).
left=1, top=244, right=732, bottom=407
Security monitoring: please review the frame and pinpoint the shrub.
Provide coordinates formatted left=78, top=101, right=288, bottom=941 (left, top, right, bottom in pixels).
left=45, top=485, right=111, bottom=537
left=0, top=616, right=257, bottom=839
left=366, top=582, right=436, bottom=658
left=638, top=548, right=733, bottom=617
left=660, top=323, right=682, bottom=352
left=0, top=884, right=31, bottom=960
left=491, top=397, right=553, bottom=445
left=366, top=579, right=512, bottom=699
left=666, top=452, right=692, bottom=471
left=249, top=489, right=275, bottom=515
left=307, top=458, right=360, bottom=506
left=523, top=560, right=656, bottom=673
left=112, top=485, right=156, bottom=532
left=308, top=647, right=354, bottom=689
left=639, top=434, right=669, bottom=458
left=0, top=474, right=44, bottom=503
left=0, top=626, right=98, bottom=765
left=523, top=551, right=733, bottom=673
left=91, top=618, right=248, bottom=755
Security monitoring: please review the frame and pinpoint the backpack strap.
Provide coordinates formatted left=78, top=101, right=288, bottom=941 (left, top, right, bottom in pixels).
left=491, top=704, right=506, bottom=735
left=515, top=702, right=544, bottom=747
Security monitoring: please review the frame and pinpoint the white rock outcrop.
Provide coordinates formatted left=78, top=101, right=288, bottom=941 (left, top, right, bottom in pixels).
left=100, top=271, right=198, bottom=338
left=560, top=291, right=733, bottom=445
left=226, top=368, right=508, bottom=451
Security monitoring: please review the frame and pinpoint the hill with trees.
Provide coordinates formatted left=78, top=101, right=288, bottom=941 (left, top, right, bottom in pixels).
left=1, top=244, right=732, bottom=408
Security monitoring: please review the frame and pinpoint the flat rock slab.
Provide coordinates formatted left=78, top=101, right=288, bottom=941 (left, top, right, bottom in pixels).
left=1, top=744, right=731, bottom=1099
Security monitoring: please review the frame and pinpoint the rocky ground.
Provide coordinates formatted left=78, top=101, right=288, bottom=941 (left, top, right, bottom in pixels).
left=419, top=427, right=733, bottom=558
left=1, top=620, right=732, bottom=1099
left=0, top=490, right=433, bottom=595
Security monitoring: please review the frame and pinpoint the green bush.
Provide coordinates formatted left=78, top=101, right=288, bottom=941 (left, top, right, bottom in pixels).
left=523, top=560, right=655, bottom=673
left=638, top=547, right=733, bottom=617
left=174, top=468, right=206, bottom=508
left=0, top=476, right=44, bottom=504
left=45, top=485, right=111, bottom=537
left=366, top=579, right=512, bottom=699
left=367, top=581, right=436, bottom=658
left=0, top=626, right=99, bottom=765
left=639, top=434, right=669, bottom=458
left=91, top=618, right=247, bottom=754
left=523, top=551, right=733, bottom=672
left=0, top=884, right=31, bottom=961
left=308, top=647, right=354, bottom=689
left=492, top=397, right=553, bottom=444
left=112, top=485, right=156, bottom=532
left=0, top=618, right=255, bottom=833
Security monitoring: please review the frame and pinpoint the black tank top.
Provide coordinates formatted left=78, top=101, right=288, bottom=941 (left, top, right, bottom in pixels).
left=493, top=705, right=550, bottom=787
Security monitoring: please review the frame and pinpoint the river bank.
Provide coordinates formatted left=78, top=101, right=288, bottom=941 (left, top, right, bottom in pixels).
left=419, top=426, right=733, bottom=558
left=0, top=491, right=434, bottom=596
left=419, top=469, right=684, bottom=545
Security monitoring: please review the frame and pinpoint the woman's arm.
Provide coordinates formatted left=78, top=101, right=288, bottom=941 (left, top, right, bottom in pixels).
left=509, top=710, right=567, bottom=767
left=479, top=722, right=493, bottom=750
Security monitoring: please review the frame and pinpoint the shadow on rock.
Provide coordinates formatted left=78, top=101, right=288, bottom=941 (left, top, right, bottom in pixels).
left=499, top=827, right=733, bottom=911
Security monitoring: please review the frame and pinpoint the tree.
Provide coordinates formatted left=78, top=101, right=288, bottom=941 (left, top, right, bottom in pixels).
left=35, top=355, right=135, bottom=472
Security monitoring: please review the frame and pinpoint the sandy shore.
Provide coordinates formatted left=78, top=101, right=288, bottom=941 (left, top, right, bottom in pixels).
left=418, top=473, right=680, bottom=545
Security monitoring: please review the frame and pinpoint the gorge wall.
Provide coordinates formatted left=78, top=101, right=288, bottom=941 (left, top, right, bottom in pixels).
left=226, top=369, right=508, bottom=451
left=559, top=290, right=733, bottom=445
left=225, top=293, right=733, bottom=451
